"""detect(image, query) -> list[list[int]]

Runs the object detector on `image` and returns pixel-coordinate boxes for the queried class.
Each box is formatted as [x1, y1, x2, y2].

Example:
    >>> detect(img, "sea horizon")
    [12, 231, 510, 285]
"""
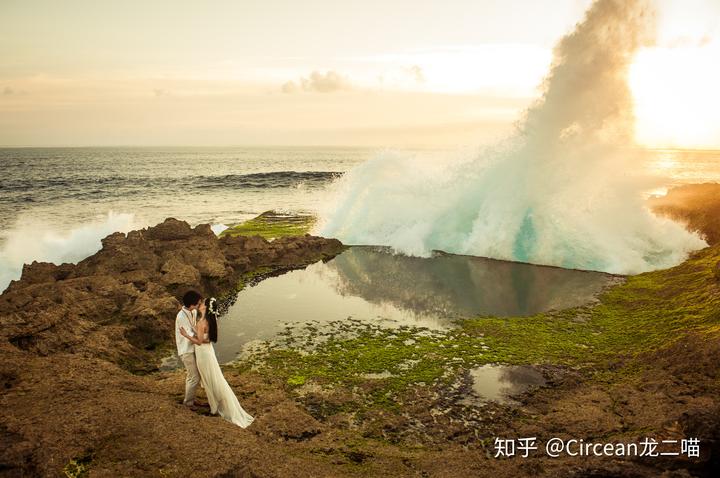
[4, 0, 720, 475]
[1, 144, 719, 289]
[2, 144, 720, 152]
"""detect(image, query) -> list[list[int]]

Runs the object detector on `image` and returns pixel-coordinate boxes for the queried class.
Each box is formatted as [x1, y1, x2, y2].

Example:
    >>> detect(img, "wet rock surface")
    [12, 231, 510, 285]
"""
[0, 216, 719, 477]
[649, 183, 720, 245]
[0, 219, 348, 476]
[0, 218, 343, 371]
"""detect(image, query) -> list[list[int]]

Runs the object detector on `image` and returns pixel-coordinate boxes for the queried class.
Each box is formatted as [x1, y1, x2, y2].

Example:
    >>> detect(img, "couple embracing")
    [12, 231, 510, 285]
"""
[175, 290, 255, 428]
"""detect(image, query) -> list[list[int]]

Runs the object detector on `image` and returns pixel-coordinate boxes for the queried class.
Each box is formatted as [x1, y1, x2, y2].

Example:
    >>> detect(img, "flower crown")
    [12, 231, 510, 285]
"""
[208, 297, 218, 315]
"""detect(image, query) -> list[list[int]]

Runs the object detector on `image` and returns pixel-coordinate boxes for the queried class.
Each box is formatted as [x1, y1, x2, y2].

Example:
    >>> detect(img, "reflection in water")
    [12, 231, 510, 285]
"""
[212, 247, 614, 363]
[327, 246, 614, 317]
[464, 364, 546, 404]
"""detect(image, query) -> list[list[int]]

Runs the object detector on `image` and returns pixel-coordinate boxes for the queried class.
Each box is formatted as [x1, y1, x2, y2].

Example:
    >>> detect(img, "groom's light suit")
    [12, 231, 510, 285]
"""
[175, 307, 200, 406]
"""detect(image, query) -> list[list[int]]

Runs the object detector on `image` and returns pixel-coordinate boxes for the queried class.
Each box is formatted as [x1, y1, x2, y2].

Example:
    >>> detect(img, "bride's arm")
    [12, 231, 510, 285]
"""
[181, 319, 210, 344]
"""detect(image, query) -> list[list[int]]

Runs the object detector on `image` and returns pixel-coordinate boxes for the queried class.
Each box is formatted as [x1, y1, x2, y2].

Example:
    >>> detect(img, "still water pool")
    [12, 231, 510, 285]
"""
[212, 246, 615, 363]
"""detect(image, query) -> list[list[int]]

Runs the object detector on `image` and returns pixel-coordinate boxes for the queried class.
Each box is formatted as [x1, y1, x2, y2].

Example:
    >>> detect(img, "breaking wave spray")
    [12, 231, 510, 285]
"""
[317, 0, 706, 274]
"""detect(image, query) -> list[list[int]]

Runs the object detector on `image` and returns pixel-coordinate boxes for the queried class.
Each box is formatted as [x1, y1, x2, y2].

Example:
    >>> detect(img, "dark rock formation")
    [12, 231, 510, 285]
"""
[649, 183, 720, 245]
[0, 218, 344, 371]
[0, 219, 350, 477]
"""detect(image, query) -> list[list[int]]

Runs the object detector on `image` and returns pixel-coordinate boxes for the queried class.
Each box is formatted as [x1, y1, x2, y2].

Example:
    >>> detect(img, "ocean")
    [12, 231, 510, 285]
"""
[0, 146, 374, 234]
[1, 146, 719, 288]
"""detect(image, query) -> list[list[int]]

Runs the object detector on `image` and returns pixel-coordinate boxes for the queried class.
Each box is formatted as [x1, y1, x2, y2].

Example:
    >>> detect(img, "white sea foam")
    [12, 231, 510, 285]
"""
[0, 212, 137, 291]
[317, 0, 707, 274]
[211, 223, 229, 235]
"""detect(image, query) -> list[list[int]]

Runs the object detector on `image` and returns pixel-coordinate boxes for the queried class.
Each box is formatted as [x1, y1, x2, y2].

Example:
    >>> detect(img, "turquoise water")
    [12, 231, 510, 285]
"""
[318, 147, 717, 274]
[1, 147, 718, 235]
[1, 147, 718, 289]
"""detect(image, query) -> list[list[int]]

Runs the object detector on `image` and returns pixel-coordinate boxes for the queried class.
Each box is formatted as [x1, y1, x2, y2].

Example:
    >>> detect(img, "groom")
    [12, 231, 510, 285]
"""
[175, 290, 205, 409]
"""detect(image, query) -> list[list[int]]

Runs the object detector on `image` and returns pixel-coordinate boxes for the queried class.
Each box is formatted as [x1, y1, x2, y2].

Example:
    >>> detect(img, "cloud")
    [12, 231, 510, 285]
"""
[281, 81, 300, 94]
[3, 86, 14, 95]
[282, 70, 351, 93]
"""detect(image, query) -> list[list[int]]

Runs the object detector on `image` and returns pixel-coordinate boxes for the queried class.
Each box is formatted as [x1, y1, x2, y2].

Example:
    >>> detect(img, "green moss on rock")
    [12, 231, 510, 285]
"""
[220, 211, 316, 240]
[238, 245, 720, 414]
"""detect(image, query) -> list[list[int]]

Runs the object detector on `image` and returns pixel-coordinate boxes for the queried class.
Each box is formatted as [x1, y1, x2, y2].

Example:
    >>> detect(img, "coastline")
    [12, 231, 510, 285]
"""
[0, 185, 719, 477]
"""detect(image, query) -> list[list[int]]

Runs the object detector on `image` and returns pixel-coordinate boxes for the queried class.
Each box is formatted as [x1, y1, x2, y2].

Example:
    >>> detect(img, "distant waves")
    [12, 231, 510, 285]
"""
[0, 170, 344, 205]
[197, 171, 343, 189]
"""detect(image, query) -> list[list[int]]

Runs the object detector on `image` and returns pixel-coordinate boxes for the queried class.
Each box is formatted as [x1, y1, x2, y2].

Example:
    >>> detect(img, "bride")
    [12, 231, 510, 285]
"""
[180, 297, 255, 428]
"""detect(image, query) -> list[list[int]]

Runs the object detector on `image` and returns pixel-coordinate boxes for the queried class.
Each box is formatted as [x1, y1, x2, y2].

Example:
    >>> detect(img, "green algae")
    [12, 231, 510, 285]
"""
[461, 244, 720, 365]
[238, 320, 488, 411]
[220, 211, 316, 240]
[233, 266, 276, 292]
[235, 245, 720, 413]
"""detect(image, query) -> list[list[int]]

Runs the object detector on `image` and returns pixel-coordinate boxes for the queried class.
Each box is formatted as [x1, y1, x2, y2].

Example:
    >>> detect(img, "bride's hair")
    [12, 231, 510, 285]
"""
[204, 297, 218, 343]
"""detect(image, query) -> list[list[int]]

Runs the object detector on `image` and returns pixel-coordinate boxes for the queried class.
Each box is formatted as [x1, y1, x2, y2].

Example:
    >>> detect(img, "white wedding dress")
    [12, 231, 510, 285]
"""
[194, 332, 255, 428]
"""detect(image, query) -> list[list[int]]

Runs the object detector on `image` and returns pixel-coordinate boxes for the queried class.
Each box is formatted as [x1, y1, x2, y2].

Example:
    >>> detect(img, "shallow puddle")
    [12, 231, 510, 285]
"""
[463, 364, 547, 405]
[210, 246, 613, 363]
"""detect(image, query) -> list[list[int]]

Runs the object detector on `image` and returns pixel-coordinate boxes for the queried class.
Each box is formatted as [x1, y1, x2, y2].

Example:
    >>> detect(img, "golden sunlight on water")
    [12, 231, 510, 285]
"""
[643, 149, 720, 199]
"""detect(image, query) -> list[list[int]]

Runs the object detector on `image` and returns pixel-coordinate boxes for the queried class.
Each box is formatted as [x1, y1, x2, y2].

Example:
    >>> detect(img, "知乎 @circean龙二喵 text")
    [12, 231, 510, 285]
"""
[492, 437, 701, 458]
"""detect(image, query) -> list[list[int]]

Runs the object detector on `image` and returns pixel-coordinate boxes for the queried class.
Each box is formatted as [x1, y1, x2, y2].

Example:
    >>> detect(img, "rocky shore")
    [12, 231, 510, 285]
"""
[649, 183, 720, 246]
[1, 186, 719, 477]
[0, 218, 345, 476]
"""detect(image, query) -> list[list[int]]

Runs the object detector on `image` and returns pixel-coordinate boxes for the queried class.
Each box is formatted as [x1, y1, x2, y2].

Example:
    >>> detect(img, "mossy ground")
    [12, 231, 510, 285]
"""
[237, 244, 720, 417]
[462, 244, 720, 366]
[220, 210, 316, 240]
[237, 320, 488, 411]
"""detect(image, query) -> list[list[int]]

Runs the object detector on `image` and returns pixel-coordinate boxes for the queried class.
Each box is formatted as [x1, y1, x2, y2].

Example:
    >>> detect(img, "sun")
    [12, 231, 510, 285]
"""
[629, 42, 720, 149]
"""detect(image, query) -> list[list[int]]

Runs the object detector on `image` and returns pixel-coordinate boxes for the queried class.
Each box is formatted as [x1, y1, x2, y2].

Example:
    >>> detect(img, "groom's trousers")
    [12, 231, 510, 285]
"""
[180, 352, 201, 406]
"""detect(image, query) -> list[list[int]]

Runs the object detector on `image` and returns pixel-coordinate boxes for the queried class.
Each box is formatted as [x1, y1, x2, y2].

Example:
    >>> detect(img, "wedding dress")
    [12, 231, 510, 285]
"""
[194, 332, 255, 428]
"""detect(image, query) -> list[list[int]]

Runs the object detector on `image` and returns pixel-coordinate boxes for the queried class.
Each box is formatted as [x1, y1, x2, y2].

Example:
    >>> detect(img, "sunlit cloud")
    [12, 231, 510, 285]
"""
[1, 0, 718, 148]
[282, 70, 352, 94]
[341, 44, 553, 96]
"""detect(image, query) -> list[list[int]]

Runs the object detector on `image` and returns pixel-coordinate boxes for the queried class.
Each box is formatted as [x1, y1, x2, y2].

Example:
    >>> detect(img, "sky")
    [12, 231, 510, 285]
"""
[1, 0, 719, 148]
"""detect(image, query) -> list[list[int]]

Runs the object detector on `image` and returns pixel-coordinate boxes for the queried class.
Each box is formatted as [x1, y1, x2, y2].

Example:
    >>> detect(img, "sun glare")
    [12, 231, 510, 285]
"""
[630, 42, 720, 149]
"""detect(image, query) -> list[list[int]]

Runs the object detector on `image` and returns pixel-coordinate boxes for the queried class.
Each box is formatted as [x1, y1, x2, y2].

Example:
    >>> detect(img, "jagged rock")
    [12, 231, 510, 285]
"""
[649, 183, 720, 245]
[5, 261, 74, 291]
[142, 217, 197, 241]
[159, 258, 202, 286]
[122, 283, 178, 323]
[0, 218, 345, 367]
[0, 217, 349, 476]
[0, 217, 348, 475]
